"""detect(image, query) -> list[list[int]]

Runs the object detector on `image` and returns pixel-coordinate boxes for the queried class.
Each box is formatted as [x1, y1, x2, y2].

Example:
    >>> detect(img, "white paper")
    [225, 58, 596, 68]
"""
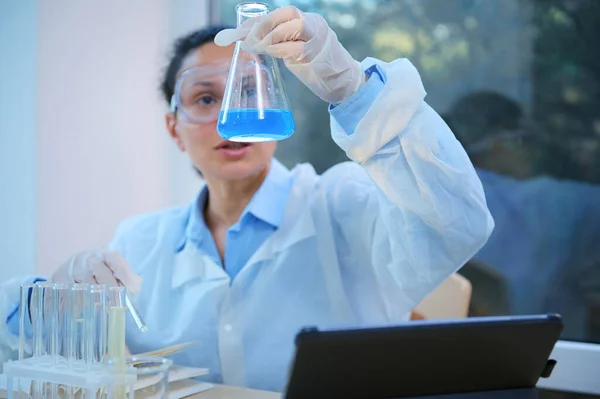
[134, 364, 209, 391]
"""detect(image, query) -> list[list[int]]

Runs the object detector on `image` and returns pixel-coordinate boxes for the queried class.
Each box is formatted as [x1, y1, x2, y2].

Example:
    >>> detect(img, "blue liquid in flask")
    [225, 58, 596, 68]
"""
[217, 109, 295, 142]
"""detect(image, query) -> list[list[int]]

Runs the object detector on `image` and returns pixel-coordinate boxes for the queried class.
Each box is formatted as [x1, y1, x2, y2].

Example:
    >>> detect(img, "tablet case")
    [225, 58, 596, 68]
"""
[284, 314, 563, 399]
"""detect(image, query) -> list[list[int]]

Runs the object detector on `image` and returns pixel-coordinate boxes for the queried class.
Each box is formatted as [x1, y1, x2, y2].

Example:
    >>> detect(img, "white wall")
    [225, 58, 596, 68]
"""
[36, 0, 171, 275]
[0, 1, 38, 280]
[0, 1, 210, 279]
[167, 0, 211, 207]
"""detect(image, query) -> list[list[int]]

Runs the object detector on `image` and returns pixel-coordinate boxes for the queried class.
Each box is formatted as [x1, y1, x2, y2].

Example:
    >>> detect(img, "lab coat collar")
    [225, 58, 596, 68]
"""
[241, 163, 318, 266]
[172, 163, 319, 287]
[171, 240, 230, 289]
[177, 158, 292, 251]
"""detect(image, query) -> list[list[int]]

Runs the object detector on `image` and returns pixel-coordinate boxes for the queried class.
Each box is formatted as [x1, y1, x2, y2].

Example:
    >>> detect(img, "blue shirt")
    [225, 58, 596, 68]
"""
[185, 159, 293, 280]
[186, 66, 386, 281]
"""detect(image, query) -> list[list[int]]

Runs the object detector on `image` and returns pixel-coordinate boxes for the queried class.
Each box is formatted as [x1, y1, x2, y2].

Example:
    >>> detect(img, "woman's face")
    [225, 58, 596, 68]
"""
[166, 43, 276, 182]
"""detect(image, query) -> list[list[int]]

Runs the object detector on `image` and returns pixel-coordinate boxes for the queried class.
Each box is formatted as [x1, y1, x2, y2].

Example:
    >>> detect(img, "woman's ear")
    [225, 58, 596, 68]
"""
[165, 113, 185, 152]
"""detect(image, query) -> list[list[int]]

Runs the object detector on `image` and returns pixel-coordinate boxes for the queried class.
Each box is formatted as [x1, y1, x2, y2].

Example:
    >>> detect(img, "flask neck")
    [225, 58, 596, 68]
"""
[236, 2, 269, 26]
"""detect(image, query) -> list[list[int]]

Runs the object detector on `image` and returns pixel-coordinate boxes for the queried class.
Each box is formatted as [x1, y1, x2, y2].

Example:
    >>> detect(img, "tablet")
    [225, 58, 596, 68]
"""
[283, 314, 563, 399]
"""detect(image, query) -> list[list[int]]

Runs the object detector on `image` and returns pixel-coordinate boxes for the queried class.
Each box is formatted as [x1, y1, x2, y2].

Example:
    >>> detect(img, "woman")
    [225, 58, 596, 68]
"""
[9, 6, 493, 392]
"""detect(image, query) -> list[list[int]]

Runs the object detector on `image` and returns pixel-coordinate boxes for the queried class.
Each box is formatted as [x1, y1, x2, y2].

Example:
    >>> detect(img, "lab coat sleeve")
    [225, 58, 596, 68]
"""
[327, 64, 385, 134]
[326, 57, 494, 318]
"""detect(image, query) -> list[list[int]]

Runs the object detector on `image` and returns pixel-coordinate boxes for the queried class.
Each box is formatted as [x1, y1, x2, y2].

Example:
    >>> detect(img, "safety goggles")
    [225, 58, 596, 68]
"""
[170, 58, 277, 125]
[170, 65, 230, 124]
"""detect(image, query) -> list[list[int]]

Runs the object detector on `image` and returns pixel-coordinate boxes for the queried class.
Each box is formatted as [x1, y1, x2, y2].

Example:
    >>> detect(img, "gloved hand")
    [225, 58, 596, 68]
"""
[51, 249, 142, 294]
[214, 6, 365, 104]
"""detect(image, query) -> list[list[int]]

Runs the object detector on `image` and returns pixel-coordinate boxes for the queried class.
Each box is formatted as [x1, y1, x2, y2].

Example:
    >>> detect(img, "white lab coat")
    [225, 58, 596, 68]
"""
[109, 57, 493, 392]
[1, 57, 493, 392]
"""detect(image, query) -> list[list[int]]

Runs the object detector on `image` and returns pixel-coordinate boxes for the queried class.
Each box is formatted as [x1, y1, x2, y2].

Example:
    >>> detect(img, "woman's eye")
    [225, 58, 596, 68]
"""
[196, 95, 215, 105]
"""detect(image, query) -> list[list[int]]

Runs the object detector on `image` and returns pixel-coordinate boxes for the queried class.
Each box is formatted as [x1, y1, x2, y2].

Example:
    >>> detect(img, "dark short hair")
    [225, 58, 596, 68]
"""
[160, 24, 234, 105]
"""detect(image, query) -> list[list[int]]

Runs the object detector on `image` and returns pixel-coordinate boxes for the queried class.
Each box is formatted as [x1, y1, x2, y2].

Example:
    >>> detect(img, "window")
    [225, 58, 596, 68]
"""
[215, 1, 600, 396]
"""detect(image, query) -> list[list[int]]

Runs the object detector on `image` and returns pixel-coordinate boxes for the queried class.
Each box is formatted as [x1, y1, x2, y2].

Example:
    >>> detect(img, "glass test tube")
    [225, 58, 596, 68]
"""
[31, 283, 45, 359]
[108, 287, 128, 399]
[53, 283, 72, 367]
[107, 286, 127, 365]
[30, 282, 53, 398]
[90, 284, 107, 364]
[38, 282, 56, 365]
[42, 283, 64, 399]
[70, 283, 92, 369]
[16, 284, 36, 399]
[105, 373, 134, 399]
[18, 284, 35, 360]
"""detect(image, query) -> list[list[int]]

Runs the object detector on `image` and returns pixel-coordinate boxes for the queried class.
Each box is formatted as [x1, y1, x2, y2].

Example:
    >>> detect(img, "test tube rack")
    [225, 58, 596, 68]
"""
[3, 357, 136, 397]
[1, 282, 135, 398]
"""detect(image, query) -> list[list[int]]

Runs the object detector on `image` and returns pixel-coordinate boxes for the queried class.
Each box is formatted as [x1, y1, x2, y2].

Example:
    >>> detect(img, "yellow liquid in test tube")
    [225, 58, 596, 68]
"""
[108, 306, 127, 398]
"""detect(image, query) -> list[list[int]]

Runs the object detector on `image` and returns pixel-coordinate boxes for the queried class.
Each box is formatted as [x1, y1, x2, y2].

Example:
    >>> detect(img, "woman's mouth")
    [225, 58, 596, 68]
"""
[215, 141, 252, 157]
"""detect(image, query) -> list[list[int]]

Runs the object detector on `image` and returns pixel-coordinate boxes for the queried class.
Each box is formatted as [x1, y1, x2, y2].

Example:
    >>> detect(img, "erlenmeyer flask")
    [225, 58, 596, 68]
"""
[217, 2, 296, 142]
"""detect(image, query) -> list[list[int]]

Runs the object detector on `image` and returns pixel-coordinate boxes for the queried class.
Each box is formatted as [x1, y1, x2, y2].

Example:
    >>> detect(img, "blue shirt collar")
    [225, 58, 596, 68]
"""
[179, 158, 293, 250]
[241, 157, 292, 229]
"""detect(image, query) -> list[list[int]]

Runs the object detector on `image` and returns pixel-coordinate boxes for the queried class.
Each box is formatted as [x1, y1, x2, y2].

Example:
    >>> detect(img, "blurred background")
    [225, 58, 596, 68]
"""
[1, 0, 599, 397]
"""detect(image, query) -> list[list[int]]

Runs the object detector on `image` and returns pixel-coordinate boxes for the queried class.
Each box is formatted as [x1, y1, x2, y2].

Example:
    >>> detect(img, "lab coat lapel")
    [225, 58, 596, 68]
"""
[171, 241, 229, 289]
[244, 173, 318, 267]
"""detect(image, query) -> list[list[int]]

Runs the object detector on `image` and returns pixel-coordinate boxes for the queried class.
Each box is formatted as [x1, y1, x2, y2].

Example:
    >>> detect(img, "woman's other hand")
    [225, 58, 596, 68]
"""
[51, 249, 142, 294]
